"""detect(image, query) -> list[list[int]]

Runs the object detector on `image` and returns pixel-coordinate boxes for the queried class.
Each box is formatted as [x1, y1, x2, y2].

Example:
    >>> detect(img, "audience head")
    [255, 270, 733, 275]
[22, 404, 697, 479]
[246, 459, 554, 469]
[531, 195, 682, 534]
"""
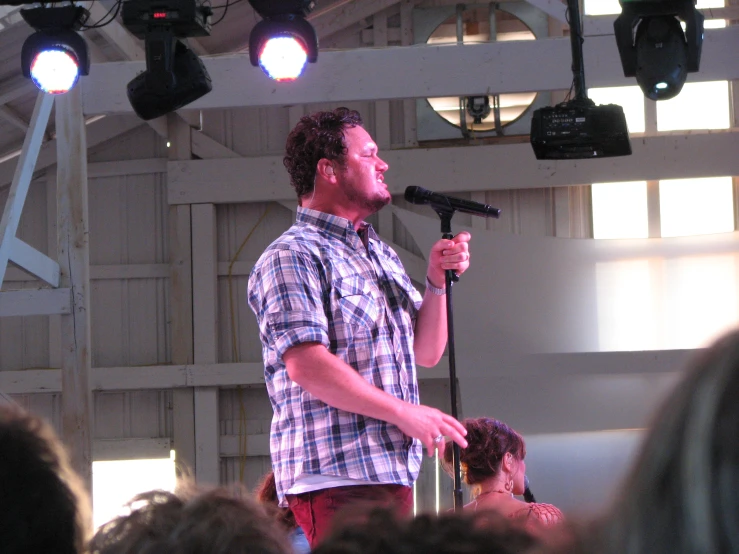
[444, 417, 527, 494]
[592, 328, 739, 554]
[88, 483, 292, 554]
[283, 107, 363, 199]
[312, 506, 540, 554]
[255, 469, 298, 531]
[0, 403, 91, 554]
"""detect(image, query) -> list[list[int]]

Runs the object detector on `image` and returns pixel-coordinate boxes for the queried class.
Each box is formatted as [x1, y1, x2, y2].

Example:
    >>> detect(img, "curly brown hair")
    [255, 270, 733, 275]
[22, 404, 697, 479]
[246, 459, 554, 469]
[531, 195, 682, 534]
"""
[443, 417, 526, 486]
[283, 107, 363, 199]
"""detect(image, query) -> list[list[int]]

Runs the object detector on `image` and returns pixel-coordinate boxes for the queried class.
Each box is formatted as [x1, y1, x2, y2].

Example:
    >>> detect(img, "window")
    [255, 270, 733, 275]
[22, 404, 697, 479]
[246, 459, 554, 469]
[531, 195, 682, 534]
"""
[588, 86, 645, 134]
[92, 452, 177, 529]
[656, 81, 730, 132]
[660, 177, 734, 238]
[585, 0, 725, 16]
[592, 181, 648, 239]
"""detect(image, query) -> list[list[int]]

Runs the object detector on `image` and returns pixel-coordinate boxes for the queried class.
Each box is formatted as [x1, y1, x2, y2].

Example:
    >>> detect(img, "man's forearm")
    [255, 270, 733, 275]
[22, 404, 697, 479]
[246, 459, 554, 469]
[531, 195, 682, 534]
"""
[413, 286, 448, 367]
[284, 343, 406, 425]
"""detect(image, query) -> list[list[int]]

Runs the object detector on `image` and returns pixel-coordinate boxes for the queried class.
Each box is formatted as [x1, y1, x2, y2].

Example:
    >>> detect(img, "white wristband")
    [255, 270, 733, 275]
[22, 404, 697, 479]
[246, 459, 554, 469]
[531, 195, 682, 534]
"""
[425, 277, 446, 296]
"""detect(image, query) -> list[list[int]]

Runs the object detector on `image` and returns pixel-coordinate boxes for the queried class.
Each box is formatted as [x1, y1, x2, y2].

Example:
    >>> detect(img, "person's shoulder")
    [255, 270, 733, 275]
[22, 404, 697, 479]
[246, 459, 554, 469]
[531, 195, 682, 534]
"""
[527, 503, 565, 525]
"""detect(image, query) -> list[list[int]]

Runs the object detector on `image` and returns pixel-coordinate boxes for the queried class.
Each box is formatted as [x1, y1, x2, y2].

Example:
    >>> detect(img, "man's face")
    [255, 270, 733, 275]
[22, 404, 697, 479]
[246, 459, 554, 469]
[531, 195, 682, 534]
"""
[335, 125, 391, 215]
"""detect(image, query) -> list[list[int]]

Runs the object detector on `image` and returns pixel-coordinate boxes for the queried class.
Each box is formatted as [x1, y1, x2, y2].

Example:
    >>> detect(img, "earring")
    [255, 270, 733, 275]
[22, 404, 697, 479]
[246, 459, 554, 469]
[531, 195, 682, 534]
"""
[504, 478, 513, 492]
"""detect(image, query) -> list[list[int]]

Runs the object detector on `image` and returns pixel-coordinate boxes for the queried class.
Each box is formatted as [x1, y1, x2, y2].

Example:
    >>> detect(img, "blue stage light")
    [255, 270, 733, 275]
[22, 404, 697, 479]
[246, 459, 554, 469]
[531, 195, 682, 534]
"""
[20, 7, 90, 95]
[248, 1, 317, 81]
[258, 35, 308, 81]
[28, 48, 81, 94]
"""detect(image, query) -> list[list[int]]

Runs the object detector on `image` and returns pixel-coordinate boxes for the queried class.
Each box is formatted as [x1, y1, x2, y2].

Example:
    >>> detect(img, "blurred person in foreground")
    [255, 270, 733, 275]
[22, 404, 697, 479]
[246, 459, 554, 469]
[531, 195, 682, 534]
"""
[443, 417, 564, 531]
[256, 470, 311, 554]
[311, 505, 542, 554]
[0, 403, 91, 554]
[555, 327, 739, 554]
[88, 483, 291, 554]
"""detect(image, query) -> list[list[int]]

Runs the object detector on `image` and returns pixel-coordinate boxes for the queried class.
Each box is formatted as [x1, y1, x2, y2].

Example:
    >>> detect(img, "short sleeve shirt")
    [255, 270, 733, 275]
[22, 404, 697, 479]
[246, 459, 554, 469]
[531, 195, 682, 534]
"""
[247, 207, 424, 506]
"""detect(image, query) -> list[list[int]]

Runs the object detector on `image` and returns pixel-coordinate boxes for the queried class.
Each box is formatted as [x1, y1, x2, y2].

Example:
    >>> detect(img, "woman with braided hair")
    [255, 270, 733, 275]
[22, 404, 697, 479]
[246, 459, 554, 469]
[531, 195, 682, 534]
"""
[443, 417, 564, 530]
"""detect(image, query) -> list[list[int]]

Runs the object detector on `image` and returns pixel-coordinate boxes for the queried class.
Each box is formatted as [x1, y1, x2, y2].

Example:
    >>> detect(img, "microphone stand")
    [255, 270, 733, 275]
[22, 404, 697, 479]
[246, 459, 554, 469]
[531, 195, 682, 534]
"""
[432, 205, 463, 512]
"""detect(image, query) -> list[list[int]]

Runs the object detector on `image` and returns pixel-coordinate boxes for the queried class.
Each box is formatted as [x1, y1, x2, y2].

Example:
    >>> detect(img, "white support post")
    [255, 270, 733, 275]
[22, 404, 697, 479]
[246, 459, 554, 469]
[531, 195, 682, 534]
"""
[47, 169, 61, 368]
[0, 92, 54, 288]
[373, 8, 393, 237]
[400, 0, 418, 148]
[192, 203, 220, 484]
[647, 180, 661, 238]
[56, 86, 93, 498]
[167, 113, 197, 480]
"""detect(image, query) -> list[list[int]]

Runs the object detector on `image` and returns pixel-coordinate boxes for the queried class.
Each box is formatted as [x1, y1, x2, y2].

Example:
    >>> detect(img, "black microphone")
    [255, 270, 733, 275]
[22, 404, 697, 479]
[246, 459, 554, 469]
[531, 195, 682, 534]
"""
[523, 476, 536, 503]
[404, 186, 501, 218]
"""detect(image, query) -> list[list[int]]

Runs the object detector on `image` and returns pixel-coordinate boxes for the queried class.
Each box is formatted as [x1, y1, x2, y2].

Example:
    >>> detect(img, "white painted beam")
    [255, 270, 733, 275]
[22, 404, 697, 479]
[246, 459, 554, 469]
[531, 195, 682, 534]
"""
[525, 0, 567, 23]
[93, 438, 172, 461]
[81, 26, 739, 114]
[10, 237, 60, 287]
[0, 115, 144, 189]
[0, 363, 265, 394]
[5, 263, 170, 282]
[0, 287, 71, 316]
[0, 78, 33, 106]
[0, 93, 54, 288]
[0, 105, 28, 133]
[168, 129, 739, 203]
[57, 85, 94, 494]
[308, 0, 402, 39]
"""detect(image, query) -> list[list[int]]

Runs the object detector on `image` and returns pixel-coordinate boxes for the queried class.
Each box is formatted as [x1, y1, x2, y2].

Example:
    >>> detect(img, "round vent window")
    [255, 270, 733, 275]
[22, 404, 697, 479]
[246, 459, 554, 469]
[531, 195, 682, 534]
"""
[426, 6, 538, 132]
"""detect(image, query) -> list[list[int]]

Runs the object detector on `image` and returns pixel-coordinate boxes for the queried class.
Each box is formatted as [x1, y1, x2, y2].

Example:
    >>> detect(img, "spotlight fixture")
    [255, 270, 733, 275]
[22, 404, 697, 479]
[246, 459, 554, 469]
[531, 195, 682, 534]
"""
[20, 5, 90, 94]
[122, 0, 213, 120]
[530, 0, 631, 159]
[465, 96, 491, 125]
[614, 0, 704, 101]
[248, 0, 318, 81]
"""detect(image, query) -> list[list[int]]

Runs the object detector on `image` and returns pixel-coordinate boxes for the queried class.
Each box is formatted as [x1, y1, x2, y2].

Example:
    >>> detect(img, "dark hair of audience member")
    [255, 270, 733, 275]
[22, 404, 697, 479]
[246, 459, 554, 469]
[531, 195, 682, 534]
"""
[443, 417, 526, 489]
[0, 403, 91, 554]
[311, 506, 540, 554]
[255, 470, 299, 532]
[575, 328, 739, 554]
[283, 107, 363, 198]
[88, 482, 292, 554]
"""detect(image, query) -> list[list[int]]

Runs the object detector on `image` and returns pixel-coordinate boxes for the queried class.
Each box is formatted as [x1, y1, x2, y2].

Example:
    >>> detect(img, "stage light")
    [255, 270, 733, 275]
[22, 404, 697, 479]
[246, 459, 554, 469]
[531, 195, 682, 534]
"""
[122, 0, 213, 120]
[465, 96, 491, 125]
[614, 0, 704, 101]
[248, 0, 318, 81]
[20, 6, 90, 94]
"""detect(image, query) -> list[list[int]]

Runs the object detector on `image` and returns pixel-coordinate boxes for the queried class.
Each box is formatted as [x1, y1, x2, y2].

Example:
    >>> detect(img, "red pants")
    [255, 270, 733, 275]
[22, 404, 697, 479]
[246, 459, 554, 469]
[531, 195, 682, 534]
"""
[287, 484, 413, 548]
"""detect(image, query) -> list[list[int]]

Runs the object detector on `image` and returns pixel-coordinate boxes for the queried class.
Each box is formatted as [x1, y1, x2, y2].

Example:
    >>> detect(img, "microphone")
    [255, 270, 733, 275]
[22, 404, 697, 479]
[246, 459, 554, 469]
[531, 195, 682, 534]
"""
[523, 476, 536, 503]
[404, 186, 501, 219]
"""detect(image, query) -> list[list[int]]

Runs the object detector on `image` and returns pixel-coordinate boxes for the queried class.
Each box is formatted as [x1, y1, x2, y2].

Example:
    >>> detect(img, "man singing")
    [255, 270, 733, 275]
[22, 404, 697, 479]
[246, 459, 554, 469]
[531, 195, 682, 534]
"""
[248, 107, 472, 547]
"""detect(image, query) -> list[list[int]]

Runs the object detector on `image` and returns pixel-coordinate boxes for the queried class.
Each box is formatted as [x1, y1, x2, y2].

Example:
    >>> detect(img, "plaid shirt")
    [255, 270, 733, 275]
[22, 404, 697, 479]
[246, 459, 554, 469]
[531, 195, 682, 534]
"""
[248, 207, 424, 506]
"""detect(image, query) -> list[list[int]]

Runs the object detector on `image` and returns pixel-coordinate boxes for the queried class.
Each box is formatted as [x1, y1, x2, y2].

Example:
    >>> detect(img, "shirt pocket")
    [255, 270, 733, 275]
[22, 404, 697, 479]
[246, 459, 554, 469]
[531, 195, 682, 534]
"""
[334, 275, 379, 332]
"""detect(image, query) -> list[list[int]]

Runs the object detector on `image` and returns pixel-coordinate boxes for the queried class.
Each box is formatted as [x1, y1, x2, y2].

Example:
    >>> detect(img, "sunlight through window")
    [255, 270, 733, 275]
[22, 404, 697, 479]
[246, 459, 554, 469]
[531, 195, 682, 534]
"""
[584, 0, 620, 15]
[660, 177, 734, 237]
[592, 182, 648, 239]
[588, 86, 645, 133]
[662, 254, 738, 348]
[656, 81, 730, 131]
[92, 452, 177, 530]
[596, 259, 656, 350]
[584, 1, 725, 20]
